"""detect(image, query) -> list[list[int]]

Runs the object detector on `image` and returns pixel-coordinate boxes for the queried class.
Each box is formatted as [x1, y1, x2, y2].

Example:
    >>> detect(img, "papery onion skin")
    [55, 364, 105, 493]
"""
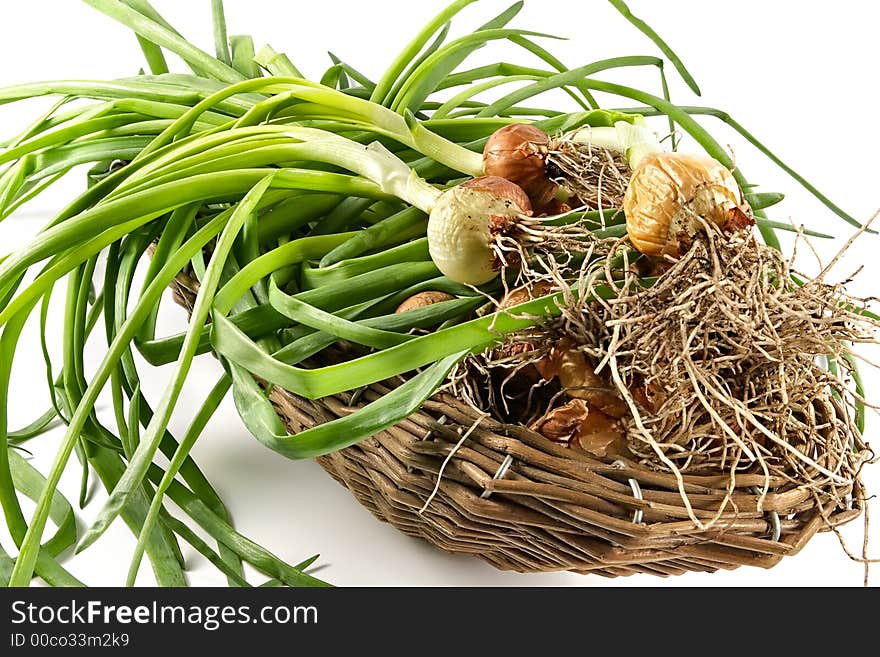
[532, 338, 627, 418]
[395, 291, 455, 313]
[574, 409, 624, 457]
[483, 124, 558, 208]
[499, 280, 554, 310]
[427, 176, 532, 286]
[624, 152, 749, 256]
[528, 397, 624, 457]
[530, 398, 589, 443]
[459, 175, 533, 211]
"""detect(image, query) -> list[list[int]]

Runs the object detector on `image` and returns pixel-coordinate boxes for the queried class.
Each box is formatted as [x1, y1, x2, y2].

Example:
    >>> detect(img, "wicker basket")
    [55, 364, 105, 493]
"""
[168, 270, 863, 577]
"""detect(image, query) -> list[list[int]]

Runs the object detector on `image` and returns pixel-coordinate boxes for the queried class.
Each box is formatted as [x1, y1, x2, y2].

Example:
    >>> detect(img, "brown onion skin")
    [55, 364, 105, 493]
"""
[483, 124, 558, 208]
[530, 398, 588, 443]
[574, 409, 624, 457]
[498, 280, 554, 310]
[395, 291, 455, 314]
[537, 198, 572, 217]
[624, 152, 749, 256]
[459, 175, 533, 216]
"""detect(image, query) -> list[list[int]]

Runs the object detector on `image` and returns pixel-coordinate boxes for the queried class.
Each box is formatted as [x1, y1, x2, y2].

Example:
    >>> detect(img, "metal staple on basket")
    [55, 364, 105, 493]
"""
[481, 454, 514, 500]
[751, 486, 782, 542]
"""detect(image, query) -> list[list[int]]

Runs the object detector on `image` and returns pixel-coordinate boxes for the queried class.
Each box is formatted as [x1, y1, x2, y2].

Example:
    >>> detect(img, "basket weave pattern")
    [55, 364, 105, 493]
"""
[169, 272, 861, 577]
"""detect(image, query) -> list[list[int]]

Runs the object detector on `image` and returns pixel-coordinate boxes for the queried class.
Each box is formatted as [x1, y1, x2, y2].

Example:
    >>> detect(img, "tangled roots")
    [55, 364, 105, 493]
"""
[456, 221, 878, 529]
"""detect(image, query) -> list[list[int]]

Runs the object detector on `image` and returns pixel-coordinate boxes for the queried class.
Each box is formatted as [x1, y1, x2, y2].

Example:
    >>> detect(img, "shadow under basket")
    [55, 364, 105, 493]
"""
[168, 271, 863, 578]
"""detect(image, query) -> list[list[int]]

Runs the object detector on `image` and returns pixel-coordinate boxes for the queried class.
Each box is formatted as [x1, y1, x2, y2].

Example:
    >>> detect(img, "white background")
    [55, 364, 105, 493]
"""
[1, 0, 879, 586]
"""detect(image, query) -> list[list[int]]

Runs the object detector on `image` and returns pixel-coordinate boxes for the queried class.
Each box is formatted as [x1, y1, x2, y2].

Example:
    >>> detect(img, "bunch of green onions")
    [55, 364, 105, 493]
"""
[0, 0, 863, 587]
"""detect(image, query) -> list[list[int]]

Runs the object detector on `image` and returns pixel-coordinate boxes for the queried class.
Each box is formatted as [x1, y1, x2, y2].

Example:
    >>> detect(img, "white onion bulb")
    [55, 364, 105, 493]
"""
[427, 176, 532, 285]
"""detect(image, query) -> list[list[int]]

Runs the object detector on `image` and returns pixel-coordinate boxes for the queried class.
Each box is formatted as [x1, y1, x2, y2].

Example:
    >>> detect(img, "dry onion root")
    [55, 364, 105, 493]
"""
[453, 216, 878, 528]
[593, 223, 875, 493]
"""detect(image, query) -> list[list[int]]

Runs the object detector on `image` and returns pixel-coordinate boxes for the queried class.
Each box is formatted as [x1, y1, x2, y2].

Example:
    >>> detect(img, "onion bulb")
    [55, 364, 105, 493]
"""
[623, 152, 752, 256]
[498, 280, 554, 310]
[483, 124, 557, 209]
[395, 291, 454, 313]
[427, 176, 532, 285]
